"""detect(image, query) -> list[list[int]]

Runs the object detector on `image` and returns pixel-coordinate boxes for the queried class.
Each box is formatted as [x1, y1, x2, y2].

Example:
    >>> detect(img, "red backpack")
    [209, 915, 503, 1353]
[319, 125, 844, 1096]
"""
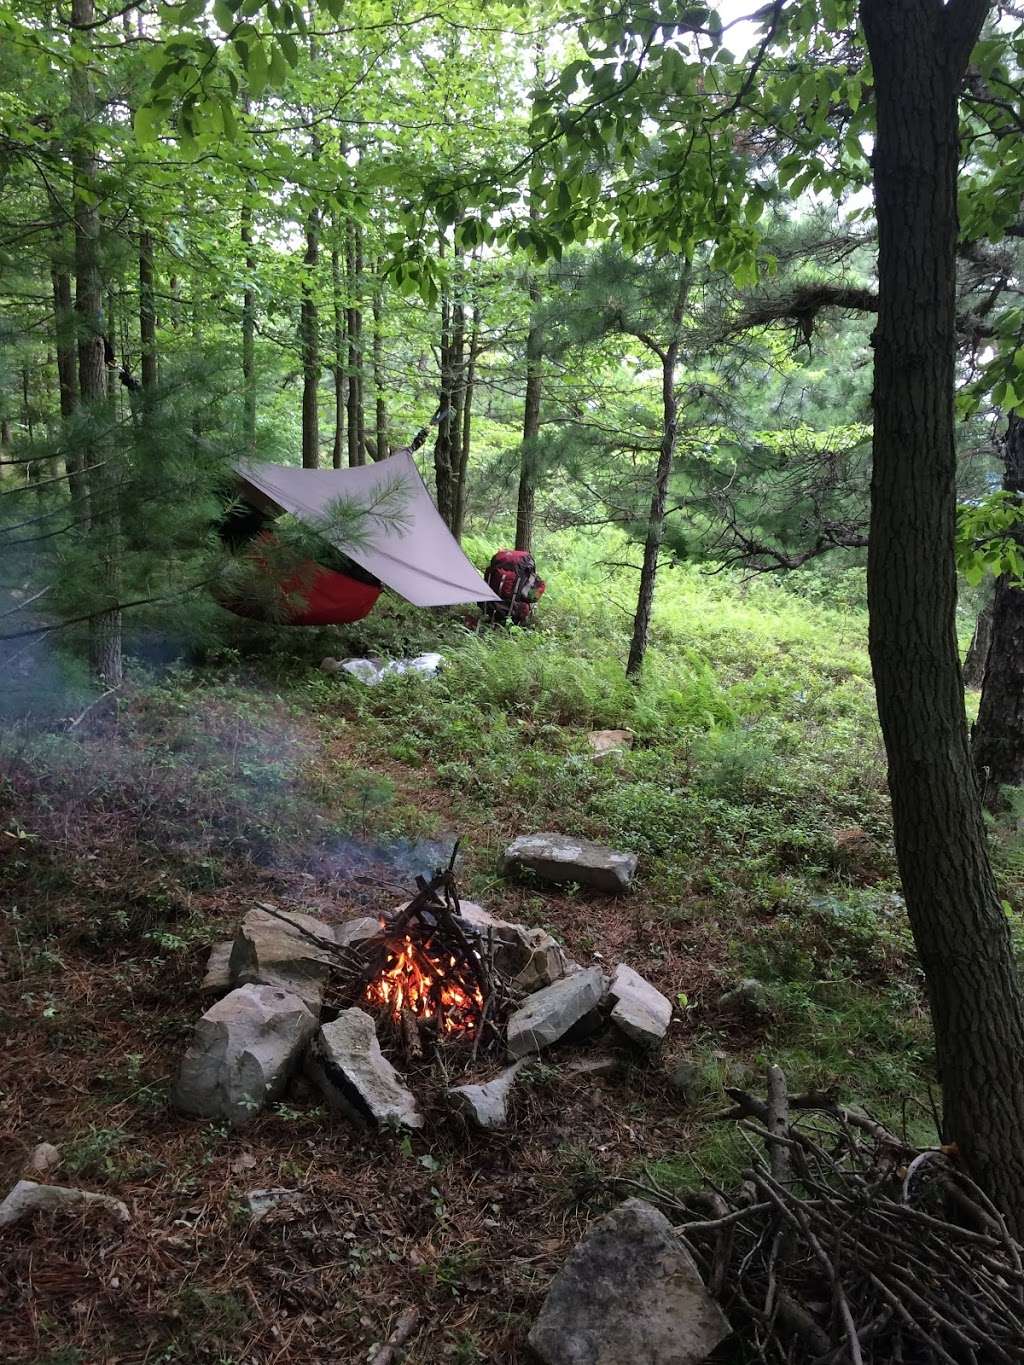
[483, 549, 546, 624]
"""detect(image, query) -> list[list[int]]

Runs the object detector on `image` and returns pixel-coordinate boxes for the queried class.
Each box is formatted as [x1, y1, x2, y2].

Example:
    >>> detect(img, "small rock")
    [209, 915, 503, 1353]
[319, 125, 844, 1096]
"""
[320, 656, 342, 674]
[25, 1142, 61, 1177]
[245, 1188, 305, 1222]
[0, 1180, 130, 1229]
[306, 1007, 423, 1129]
[507, 967, 607, 1058]
[200, 941, 233, 996]
[528, 1197, 731, 1365]
[173, 984, 316, 1127]
[399, 899, 574, 989]
[586, 728, 635, 761]
[718, 978, 771, 1018]
[668, 1061, 702, 1104]
[230, 906, 334, 1013]
[448, 1062, 524, 1130]
[504, 833, 638, 893]
[565, 1054, 620, 1079]
[608, 963, 672, 1048]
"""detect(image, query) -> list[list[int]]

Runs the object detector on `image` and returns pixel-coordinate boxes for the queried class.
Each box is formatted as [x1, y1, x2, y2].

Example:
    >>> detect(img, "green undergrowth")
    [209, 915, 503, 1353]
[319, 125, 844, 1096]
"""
[6, 530, 1013, 1191]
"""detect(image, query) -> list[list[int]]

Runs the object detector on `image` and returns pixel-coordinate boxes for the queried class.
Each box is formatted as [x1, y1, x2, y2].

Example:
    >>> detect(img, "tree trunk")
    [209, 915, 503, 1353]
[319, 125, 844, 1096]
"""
[241, 199, 256, 449]
[972, 413, 1024, 806]
[516, 273, 543, 552]
[454, 305, 481, 541]
[331, 239, 346, 468]
[71, 0, 121, 685]
[300, 208, 320, 468]
[626, 341, 678, 678]
[962, 592, 994, 689]
[346, 222, 364, 466]
[433, 236, 466, 531]
[52, 261, 90, 516]
[372, 283, 387, 460]
[862, 0, 1024, 1231]
[139, 228, 157, 392]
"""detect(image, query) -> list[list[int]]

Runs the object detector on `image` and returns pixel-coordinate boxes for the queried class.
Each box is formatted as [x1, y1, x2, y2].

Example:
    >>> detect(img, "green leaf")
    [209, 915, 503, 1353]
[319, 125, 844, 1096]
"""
[213, 0, 234, 31]
[277, 31, 299, 67]
[134, 103, 162, 144]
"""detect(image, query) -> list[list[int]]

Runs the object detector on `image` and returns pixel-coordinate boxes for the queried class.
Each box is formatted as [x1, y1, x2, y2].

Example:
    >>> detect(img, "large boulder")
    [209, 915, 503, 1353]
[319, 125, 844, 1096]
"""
[504, 833, 638, 894]
[447, 1062, 524, 1131]
[0, 1180, 130, 1229]
[528, 1198, 731, 1365]
[507, 967, 607, 1058]
[229, 907, 334, 1012]
[305, 1007, 423, 1129]
[608, 964, 672, 1048]
[173, 984, 316, 1127]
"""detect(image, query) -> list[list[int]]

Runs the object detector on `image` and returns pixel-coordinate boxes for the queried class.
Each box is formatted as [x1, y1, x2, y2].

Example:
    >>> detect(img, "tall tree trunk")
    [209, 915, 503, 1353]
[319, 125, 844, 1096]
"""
[346, 222, 364, 465]
[516, 272, 543, 552]
[71, 0, 121, 684]
[331, 238, 346, 468]
[862, 0, 1024, 1230]
[433, 235, 466, 530]
[962, 591, 994, 689]
[139, 228, 157, 392]
[454, 305, 481, 541]
[52, 260, 90, 517]
[972, 413, 1024, 806]
[241, 199, 256, 450]
[372, 282, 387, 459]
[300, 208, 320, 468]
[626, 341, 678, 678]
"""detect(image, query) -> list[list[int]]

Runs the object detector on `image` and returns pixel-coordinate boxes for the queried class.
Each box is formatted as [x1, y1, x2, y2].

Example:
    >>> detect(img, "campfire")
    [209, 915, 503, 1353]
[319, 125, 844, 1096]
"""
[355, 853, 504, 1059]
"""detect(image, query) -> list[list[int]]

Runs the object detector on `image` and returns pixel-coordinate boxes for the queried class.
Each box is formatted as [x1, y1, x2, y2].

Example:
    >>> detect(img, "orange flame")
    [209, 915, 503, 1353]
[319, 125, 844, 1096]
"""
[364, 934, 484, 1036]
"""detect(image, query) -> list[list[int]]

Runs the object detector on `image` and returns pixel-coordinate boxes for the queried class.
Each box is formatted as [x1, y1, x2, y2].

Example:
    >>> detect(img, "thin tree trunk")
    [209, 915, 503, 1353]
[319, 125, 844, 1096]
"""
[372, 282, 387, 459]
[71, 0, 121, 684]
[52, 261, 90, 517]
[139, 228, 157, 392]
[963, 592, 994, 689]
[300, 207, 320, 468]
[862, 0, 1024, 1231]
[972, 413, 1024, 806]
[454, 305, 481, 541]
[346, 222, 364, 465]
[331, 239, 346, 468]
[516, 265, 543, 552]
[626, 264, 690, 678]
[241, 199, 256, 449]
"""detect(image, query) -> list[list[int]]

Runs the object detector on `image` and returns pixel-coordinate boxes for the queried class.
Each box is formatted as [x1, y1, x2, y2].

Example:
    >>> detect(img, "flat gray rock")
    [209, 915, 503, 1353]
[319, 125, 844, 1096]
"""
[507, 967, 607, 1058]
[608, 964, 672, 1048]
[587, 729, 635, 761]
[334, 916, 384, 952]
[528, 1198, 731, 1365]
[0, 1180, 130, 1229]
[504, 833, 638, 893]
[230, 907, 334, 1012]
[448, 1062, 524, 1130]
[245, 1187, 306, 1222]
[394, 899, 573, 991]
[201, 941, 234, 996]
[172, 983, 316, 1127]
[306, 1007, 423, 1129]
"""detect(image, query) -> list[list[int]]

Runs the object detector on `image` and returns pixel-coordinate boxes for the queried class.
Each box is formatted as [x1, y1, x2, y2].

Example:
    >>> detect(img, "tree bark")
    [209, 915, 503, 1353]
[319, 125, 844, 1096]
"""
[372, 282, 388, 460]
[346, 222, 364, 465]
[300, 207, 320, 468]
[331, 238, 346, 468]
[516, 272, 543, 552]
[52, 259, 90, 516]
[453, 305, 481, 542]
[862, 0, 1024, 1231]
[139, 228, 157, 392]
[962, 592, 994, 689]
[972, 413, 1024, 806]
[626, 264, 689, 678]
[71, 0, 121, 684]
[241, 198, 256, 450]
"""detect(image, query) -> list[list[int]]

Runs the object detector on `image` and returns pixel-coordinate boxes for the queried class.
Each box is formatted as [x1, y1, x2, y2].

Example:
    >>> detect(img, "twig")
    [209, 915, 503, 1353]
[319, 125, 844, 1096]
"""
[368, 1307, 420, 1365]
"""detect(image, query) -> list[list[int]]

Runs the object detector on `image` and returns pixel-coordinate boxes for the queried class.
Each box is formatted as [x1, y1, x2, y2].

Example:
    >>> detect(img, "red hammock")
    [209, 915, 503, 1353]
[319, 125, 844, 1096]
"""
[219, 534, 382, 626]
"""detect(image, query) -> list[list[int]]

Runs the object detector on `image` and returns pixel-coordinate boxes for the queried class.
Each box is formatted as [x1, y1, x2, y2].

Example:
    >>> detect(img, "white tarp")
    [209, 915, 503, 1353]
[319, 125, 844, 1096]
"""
[233, 452, 499, 608]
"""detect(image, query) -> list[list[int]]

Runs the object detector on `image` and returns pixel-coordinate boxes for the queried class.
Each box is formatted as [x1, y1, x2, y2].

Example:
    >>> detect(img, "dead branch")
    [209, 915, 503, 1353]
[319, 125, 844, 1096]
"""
[368, 1307, 420, 1365]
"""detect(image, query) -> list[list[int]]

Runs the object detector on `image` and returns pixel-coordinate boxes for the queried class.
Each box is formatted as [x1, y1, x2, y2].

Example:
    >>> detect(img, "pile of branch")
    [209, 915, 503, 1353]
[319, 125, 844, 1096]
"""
[622, 1068, 1024, 1363]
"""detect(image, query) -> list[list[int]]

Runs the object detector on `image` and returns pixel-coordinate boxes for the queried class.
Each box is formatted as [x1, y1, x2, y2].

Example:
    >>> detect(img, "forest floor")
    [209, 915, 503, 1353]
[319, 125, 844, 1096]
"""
[1, 544, 1017, 1364]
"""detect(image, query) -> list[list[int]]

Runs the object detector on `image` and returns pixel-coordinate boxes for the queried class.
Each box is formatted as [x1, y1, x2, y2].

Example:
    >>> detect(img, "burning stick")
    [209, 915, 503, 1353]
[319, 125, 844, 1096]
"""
[400, 1008, 423, 1061]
